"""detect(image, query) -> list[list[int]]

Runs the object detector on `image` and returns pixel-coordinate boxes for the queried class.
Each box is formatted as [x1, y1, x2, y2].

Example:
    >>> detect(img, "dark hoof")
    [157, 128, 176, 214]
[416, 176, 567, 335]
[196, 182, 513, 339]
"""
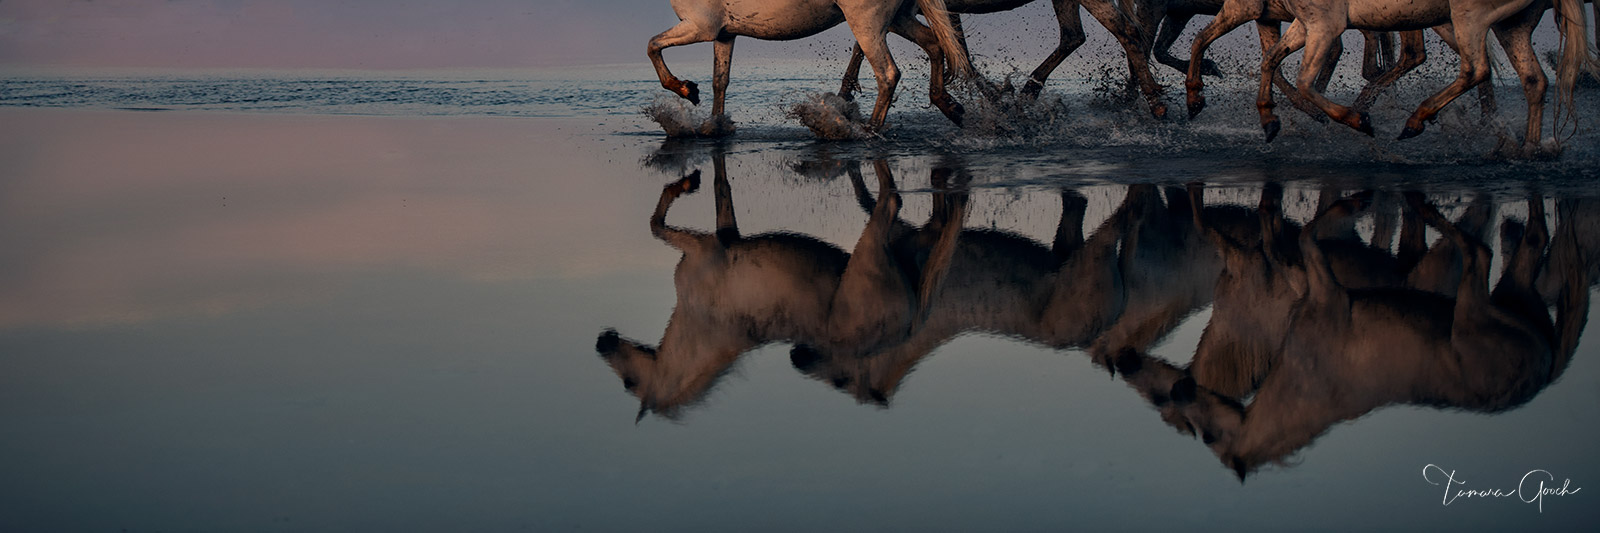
[596, 329, 621, 354]
[1398, 123, 1425, 140]
[1354, 112, 1374, 137]
[1263, 120, 1281, 143]
[944, 102, 966, 128]
[682, 81, 700, 106]
[1187, 99, 1205, 120]
[1151, 102, 1169, 121]
[1113, 348, 1142, 376]
[789, 345, 821, 371]
[675, 169, 701, 194]
[1200, 60, 1225, 79]
[1170, 377, 1198, 404]
[1020, 81, 1044, 100]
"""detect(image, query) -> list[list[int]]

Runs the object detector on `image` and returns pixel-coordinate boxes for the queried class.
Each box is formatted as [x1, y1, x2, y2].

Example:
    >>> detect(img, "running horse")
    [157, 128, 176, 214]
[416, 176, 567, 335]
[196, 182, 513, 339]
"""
[648, 0, 975, 133]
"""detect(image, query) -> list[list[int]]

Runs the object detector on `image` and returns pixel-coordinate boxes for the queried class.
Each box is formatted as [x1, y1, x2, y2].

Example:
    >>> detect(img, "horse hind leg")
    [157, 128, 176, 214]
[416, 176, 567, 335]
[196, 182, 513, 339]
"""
[892, 17, 964, 126]
[1491, 7, 1548, 155]
[1353, 30, 1428, 112]
[1295, 21, 1375, 136]
[1258, 21, 1307, 142]
[1401, 22, 1495, 140]
[1022, 0, 1089, 98]
[648, 21, 716, 104]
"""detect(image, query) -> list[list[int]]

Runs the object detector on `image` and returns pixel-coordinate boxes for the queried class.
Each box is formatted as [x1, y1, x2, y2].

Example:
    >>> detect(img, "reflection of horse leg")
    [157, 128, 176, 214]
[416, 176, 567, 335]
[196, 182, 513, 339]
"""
[648, 21, 715, 104]
[831, 161, 913, 352]
[1022, 0, 1088, 98]
[650, 170, 710, 253]
[712, 153, 739, 244]
[1054, 189, 1088, 258]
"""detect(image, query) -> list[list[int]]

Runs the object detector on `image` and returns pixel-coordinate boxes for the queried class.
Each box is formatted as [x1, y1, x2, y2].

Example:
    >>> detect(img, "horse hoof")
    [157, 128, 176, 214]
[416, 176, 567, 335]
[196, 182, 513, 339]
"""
[1150, 103, 1168, 121]
[1170, 377, 1198, 404]
[1187, 99, 1205, 120]
[1201, 60, 1225, 79]
[682, 81, 700, 106]
[947, 103, 966, 128]
[1355, 112, 1374, 137]
[676, 170, 701, 194]
[1020, 82, 1043, 100]
[1263, 120, 1281, 143]
[1398, 124, 1425, 140]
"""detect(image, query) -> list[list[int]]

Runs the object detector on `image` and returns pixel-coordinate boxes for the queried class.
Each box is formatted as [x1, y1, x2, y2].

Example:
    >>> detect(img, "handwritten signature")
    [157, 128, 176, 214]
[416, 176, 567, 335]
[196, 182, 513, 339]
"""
[1422, 464, 1582, 512]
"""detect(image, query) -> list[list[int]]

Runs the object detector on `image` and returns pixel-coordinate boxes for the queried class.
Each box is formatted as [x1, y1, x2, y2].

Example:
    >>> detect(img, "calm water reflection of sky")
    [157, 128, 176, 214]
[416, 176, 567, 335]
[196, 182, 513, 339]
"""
[0, 107, 1595, 531]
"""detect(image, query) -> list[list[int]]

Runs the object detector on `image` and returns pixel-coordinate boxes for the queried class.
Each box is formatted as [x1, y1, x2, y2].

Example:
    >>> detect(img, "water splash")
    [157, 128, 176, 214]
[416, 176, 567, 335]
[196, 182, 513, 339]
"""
[642, 94, 735, 138]
[785, 92, 871, 140]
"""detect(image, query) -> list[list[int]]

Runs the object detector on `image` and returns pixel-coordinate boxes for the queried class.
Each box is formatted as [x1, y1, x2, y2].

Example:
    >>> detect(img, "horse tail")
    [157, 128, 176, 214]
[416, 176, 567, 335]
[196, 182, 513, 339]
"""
[1553, 0, 1598, 139]
[916, 0, 975, 78]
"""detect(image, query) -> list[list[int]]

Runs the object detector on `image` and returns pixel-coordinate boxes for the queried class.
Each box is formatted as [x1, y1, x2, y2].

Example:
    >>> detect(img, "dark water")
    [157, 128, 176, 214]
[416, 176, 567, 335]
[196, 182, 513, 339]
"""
[0, 63, 1597, 530]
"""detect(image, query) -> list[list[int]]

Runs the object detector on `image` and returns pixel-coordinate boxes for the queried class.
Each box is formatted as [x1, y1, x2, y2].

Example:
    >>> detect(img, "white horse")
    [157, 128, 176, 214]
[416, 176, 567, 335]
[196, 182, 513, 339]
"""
[1252, 0, 1595, 151]
[648, 0, 974, 133]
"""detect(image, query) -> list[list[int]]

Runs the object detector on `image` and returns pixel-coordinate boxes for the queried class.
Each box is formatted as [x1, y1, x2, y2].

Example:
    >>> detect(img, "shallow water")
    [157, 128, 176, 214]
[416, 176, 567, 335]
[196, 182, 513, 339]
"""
[0, 62, 1597, 530]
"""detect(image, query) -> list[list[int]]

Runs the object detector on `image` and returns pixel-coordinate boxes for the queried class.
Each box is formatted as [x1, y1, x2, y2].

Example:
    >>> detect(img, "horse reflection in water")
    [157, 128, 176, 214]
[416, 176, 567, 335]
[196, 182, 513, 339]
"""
[595, 150, 965, 420]
[1115, 188, 1591, 480]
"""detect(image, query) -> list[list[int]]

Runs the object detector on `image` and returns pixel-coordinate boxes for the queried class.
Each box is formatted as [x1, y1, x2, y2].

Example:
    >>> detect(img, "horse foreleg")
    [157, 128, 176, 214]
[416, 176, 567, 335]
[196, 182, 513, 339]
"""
[709, 36, 736, 134]
[848, 23, 901, 131]
[1401, 23, 1493, 140]
[1187, 0, 1265, 118]
[1295, 21, 1374, 136]
[1155, 12, 1223, 78]
[1353, 30, 1427, 112]
[840, 45, 866, 101]
[1259, 22, 1328, 121]
[1081, 0, 1169, 119]
[1022, 0, 1089, 98]
[1432, 23, 1497, 116]
[648, 21, 715, 105]
[830, 161, 914, 353]
[1257, 22, 1306, 142]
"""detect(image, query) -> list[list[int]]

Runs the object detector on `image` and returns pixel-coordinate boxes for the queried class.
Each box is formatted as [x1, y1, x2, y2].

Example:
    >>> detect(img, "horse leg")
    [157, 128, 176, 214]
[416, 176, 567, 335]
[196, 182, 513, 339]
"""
[1353, 30, 1427, 112]
[1491, 7, 1547, 154]
[1401, 21, 1494, 140]
[1259, 22, 1329, 121]
[1081, 0, 1170, 119]
[711, 151, 739, 244]
[840, 45, 866, 101]
[1258, 21, 1307, 142]
[1021, 0, 1089, 98]
[1432, 23, 1497, 117]
[831, 160, 914, 353]
[1295, 19, 1374, 136]
[1155, 12, 1224, 78]
[891, 17, 965, 125]
[847, 23, 901, 131]
[1361, 31, 1396, 81]
[1312, 35, 1342, 93]
[708, 35, 736, 135]
[648, 21, 716, 105]
[1187, 0, 1266, 118]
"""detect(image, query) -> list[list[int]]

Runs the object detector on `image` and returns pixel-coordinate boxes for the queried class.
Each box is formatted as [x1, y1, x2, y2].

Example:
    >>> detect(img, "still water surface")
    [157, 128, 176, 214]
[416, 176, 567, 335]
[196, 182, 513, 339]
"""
[0, 65, 1597, 530]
